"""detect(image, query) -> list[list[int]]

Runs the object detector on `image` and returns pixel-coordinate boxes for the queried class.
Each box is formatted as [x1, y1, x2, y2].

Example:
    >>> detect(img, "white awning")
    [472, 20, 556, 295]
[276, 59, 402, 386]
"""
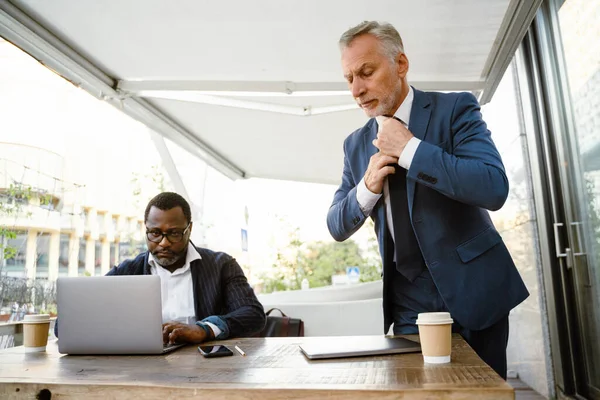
[0, 0, 541, 184]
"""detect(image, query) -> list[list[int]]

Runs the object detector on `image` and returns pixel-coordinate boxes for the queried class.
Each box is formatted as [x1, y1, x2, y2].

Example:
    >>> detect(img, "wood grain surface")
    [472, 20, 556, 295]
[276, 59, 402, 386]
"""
[0, 334, 514, 399]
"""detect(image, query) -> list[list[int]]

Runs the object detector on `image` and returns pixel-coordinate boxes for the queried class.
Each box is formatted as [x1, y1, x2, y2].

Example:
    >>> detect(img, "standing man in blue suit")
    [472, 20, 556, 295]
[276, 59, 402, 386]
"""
[327, 21, 529, 379]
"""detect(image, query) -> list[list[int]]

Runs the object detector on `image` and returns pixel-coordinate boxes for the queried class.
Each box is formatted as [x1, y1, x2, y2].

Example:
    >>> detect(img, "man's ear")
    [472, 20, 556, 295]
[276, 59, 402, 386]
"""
[396, 52, 409, 79]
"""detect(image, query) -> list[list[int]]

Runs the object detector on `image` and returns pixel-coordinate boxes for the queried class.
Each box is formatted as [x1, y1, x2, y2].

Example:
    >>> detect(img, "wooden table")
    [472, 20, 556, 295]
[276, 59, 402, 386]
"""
[0, 334, 514, 399]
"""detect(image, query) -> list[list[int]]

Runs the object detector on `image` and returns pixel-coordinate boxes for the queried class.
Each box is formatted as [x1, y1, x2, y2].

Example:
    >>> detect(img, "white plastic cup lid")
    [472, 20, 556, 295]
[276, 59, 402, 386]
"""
[415, 312, 453, 325]
[22, 314, 50, 324]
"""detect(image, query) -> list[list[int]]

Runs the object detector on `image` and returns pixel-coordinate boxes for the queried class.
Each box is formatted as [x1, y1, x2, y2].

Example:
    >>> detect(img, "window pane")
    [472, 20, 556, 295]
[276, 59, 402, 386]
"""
[35, 233, 50, 278]
[95, 241, 101, 276]
[4, 231, 27, 277]
[482, 64, 548, 397]
[58, 233, 69, 276]
[78, 238, 85, 276]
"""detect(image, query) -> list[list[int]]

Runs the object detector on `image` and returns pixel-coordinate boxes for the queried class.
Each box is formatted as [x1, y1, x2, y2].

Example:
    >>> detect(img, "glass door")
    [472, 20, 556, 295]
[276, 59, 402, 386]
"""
[521, 0, 600, 397]
[533, 0, 600, 397]
[554, 0, 600, 397]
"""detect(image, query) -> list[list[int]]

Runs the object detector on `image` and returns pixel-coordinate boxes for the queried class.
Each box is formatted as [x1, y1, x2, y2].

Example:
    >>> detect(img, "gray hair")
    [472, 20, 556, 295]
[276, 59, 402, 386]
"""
[339, 21, 405, 63]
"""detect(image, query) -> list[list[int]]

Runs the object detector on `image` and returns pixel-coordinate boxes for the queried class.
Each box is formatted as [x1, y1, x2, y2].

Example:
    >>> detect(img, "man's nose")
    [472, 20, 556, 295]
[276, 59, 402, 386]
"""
[350, 78, 365, 99]
[158, 235, 171, 247]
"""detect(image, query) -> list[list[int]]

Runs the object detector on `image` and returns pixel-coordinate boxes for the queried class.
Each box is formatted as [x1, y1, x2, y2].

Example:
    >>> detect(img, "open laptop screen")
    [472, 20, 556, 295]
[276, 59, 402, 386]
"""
[57, 275, 165, 354]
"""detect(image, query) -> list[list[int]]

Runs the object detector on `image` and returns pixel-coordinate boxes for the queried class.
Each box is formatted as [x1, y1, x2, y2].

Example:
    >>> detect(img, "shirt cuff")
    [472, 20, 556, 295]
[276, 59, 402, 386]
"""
[199, 316, 229, 340]
[398, 137, 421, 170]
[356, 177, 382, 216]
[204, 322, 222, 338]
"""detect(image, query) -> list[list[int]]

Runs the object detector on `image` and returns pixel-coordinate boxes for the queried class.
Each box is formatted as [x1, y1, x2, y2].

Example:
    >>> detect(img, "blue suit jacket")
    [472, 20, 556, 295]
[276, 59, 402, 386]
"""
[327, 88, 529, 332]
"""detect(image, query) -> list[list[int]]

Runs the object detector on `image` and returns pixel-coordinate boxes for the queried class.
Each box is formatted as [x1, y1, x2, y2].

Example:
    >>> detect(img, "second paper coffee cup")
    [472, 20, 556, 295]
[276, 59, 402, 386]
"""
[22, 314, 51, 353]
[416, 312, 453, 364]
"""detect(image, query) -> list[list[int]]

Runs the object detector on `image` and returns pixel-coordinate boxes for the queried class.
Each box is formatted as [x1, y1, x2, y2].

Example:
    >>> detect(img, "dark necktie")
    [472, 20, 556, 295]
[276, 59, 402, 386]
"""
[386, 119, 425, 282]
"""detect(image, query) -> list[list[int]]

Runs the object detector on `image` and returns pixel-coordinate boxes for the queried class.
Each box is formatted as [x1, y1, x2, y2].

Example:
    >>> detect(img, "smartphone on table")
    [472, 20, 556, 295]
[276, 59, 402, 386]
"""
[198, 345, 234, 358]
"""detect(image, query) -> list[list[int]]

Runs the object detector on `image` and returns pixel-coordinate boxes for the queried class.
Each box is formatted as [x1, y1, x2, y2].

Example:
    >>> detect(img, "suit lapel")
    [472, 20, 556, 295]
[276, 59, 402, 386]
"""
[408, 88, 431, 141]
[407, 88, 431, 216]
[143, 252, 151, 275]
[189, 256, 209, 318]
[363, 119, 386, 213]
[363, 118, 379, 164]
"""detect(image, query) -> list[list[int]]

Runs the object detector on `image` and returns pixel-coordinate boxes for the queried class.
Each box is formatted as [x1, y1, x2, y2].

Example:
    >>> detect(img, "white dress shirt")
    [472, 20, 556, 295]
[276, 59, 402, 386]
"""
[149, 244, 221, 336]
[356, 86, 421, 252]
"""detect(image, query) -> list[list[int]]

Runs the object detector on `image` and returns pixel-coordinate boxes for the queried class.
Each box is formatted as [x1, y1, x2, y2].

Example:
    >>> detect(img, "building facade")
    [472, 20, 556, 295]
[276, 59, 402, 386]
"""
[0, 142, 145, 280]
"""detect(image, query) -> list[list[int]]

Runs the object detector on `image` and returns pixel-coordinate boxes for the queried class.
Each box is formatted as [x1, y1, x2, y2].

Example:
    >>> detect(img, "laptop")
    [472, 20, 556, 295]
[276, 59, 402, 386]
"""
[57, 275, 184, 355]
[299, 336, 421, 360]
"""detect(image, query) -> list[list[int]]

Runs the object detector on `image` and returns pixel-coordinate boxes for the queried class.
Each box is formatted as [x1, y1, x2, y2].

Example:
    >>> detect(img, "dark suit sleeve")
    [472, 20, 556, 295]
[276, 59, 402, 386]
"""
[213, 258, 266, 338]
[409, 92, 509, 211]
[327, 135, 370, 242]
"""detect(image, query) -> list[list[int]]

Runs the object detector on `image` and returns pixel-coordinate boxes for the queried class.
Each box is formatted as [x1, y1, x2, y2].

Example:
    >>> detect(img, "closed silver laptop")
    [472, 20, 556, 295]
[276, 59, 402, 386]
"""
[300, 336, 421, 360]
[57, 275, 183, 355]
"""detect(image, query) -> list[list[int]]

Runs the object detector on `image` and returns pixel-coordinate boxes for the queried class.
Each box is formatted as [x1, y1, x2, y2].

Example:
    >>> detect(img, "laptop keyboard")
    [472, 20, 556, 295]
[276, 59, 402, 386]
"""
[163, 343, 183, 353]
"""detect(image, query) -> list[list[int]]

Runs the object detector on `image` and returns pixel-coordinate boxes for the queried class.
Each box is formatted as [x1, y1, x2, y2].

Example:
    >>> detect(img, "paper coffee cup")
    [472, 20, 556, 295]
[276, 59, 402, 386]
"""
[22, 314, 50, 353]
[416, 312, 453, 364]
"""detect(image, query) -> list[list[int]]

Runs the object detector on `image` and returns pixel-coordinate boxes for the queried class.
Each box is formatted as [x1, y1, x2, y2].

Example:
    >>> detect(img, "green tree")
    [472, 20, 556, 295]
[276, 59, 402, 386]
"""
[359, 219, 383, 283]
[258, 227, 303, 293]
[295, 240, 366, 288]
[258, 218, 383, 294]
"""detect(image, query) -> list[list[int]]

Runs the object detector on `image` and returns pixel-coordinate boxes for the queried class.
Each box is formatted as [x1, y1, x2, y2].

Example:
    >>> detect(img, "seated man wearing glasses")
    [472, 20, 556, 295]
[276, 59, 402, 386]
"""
[108, 191, 266, 345]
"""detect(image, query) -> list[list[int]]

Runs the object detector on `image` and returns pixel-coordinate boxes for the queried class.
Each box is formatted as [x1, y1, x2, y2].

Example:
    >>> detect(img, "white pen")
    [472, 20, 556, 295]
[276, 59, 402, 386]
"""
[234, 345, 246, 356]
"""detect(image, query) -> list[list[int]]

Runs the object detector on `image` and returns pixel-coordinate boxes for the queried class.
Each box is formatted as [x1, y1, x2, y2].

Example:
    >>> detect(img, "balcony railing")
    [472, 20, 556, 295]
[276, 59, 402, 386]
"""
[0, 205, 60, 231]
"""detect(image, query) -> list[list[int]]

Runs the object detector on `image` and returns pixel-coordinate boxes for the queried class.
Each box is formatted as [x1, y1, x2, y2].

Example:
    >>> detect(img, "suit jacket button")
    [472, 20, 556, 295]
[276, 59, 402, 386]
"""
[431, 177, 438, 184]
[417, 172, 424, 179]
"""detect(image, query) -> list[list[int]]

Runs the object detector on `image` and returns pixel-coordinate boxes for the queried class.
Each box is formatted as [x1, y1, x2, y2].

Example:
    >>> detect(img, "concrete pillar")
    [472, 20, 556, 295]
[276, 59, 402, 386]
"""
[85, 237, 95, 276]
[25, 229, 37, 281]
[87, 208, 98, 237]
[48, 231, 60, 281]
[68, 233, 79, 277]
[100, 239, 110, 275]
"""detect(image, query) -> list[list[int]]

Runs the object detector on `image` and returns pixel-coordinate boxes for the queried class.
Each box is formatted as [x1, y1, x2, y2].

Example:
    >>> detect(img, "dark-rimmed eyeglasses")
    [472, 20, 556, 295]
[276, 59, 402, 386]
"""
[146, 223, 191, 243]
